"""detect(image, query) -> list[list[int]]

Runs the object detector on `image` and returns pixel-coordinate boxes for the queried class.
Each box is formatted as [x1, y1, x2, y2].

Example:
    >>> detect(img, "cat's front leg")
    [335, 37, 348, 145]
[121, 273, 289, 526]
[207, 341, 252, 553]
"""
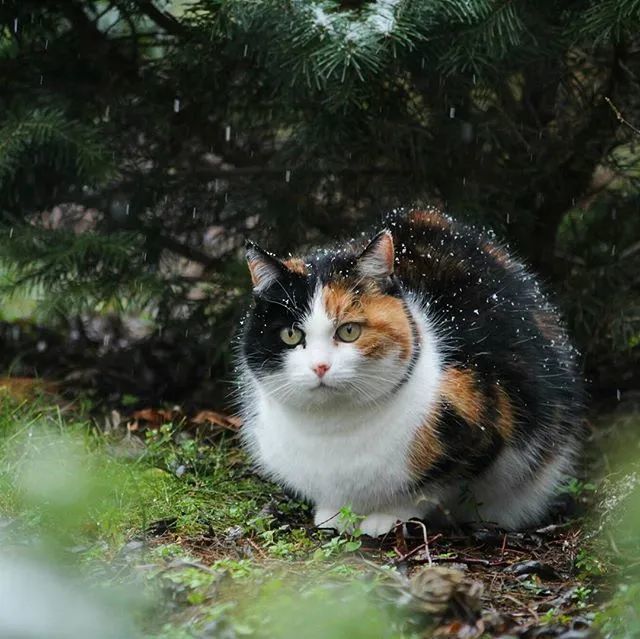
[359, 503, 423, 538]
[314, 502, 424, 537]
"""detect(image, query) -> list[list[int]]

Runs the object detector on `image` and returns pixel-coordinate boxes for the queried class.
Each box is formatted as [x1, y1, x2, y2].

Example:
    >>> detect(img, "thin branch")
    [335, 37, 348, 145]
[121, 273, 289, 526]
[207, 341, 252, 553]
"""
[190, 165, 410, 179]
[605, 96, 640, 136]
[137, 0, 186, 36]
[621, 239, 640, 260]
[155, 233, 225, 270]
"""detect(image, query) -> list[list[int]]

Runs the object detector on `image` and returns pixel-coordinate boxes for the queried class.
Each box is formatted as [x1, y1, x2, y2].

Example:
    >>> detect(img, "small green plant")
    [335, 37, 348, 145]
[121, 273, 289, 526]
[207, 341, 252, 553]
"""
[540, 608, 572, 626]
[337, 505, 365, 535]
[307, 506, 364, 560]
[575, 549, 605, 577]
[313, 535, 362, 561]
[563, 478, 597, 498]
[519, 576, 546, 595]
[572, 586, 593, 609]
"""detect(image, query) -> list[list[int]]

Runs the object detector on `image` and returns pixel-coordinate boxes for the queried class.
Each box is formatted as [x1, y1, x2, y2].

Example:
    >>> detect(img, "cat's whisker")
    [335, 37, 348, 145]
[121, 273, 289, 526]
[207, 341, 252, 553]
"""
[273, 278, 299, 313]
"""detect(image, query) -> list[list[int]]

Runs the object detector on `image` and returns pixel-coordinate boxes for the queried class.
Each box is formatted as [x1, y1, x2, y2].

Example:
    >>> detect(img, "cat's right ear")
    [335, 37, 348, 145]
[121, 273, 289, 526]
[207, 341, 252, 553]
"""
[246, 241, 283, 292]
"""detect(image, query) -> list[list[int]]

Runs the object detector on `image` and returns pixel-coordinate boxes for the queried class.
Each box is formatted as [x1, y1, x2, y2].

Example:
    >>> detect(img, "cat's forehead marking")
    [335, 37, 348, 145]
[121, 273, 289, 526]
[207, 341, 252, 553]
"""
[322, 282, 356, 322]
[302, 285, 335, 339]
[282, 257, 308, 276]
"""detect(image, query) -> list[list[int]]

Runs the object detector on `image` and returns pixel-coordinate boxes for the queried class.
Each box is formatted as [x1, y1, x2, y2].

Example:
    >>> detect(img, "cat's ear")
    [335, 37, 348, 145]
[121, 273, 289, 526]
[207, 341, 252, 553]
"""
[357, 230, 395, 280]
[246, 241, 283, 292]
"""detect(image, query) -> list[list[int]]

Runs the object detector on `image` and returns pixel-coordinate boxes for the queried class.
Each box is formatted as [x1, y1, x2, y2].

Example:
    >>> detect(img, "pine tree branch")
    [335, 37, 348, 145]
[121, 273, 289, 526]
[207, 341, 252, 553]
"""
[52, 0, 139, 79]
[137, 0, 186, 36]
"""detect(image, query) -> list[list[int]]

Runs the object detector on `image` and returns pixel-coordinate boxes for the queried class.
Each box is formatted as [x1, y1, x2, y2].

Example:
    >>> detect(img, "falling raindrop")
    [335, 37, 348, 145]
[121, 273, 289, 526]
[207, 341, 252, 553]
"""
[13, 18, 18, 33]
[449, 107, 456, 119]
[173, 98, 180, 113]
[285, 170, 291, 183]
[616, 388, 621, 401]
[225, 125, 231, 142]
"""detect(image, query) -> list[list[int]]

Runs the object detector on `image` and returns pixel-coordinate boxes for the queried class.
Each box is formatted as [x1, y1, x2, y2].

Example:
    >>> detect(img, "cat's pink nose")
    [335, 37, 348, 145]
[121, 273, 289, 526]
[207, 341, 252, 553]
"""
[312, 363, 331, 378]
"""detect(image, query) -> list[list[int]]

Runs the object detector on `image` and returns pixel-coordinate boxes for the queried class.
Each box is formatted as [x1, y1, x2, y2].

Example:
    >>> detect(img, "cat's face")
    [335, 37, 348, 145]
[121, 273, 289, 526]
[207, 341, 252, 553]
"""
[242, 231, 418, 409]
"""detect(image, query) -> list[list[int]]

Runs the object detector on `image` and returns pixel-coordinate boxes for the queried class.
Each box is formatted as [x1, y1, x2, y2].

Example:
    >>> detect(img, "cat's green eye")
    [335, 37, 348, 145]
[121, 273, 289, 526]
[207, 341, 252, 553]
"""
[280, 326, 304, 346]
[335, 322, 362, 343]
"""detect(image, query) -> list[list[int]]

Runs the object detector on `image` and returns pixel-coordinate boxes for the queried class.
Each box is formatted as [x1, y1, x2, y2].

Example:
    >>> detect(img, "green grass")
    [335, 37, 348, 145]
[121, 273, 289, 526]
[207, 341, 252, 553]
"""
[0, 396, 390, 638]
[0, 398, 278, 549]
[1, 396, 639, 638]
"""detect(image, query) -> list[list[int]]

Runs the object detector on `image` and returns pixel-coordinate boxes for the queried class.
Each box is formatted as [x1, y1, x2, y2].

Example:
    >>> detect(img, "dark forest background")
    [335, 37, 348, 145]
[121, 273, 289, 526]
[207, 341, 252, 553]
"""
[1, 0, 639, 410]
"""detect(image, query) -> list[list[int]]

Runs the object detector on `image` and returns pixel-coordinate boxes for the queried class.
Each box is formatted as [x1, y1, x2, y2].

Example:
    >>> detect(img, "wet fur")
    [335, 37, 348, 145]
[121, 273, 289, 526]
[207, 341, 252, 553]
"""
[238, 208, 583, 536]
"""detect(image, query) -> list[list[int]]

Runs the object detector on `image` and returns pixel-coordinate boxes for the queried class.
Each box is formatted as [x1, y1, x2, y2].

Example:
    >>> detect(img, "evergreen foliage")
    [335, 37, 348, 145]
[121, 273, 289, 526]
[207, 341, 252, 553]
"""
[0, 0, 639, 400]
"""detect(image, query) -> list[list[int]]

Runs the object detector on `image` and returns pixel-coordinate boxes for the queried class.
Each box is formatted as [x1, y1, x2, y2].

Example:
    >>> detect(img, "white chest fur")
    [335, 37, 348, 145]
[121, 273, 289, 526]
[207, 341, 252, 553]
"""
[243, 308, 441, 512]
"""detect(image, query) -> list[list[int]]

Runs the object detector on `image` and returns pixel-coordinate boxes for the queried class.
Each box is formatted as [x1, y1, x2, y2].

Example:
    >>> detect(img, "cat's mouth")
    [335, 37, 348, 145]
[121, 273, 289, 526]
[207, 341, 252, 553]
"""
[311, 380, 335, 391]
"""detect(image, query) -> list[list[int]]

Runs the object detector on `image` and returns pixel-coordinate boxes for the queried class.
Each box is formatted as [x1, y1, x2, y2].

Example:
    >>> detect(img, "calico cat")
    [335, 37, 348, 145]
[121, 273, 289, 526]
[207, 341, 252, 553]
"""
[238, 207, 583, 537]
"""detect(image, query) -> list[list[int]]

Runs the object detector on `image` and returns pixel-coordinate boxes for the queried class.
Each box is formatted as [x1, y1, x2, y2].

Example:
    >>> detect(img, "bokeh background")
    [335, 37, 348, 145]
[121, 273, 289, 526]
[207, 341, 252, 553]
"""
[1, 0, 638, 410]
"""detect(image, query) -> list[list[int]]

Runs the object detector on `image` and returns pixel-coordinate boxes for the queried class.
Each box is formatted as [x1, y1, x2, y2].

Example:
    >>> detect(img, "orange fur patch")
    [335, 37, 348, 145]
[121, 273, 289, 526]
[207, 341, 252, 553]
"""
[532, 309, 562, 343]
[409, 208, 452, 231]
[283, 257, 308, 276]
[322, 284, 413, 360]
[408, 413, 444, 476]
[495, 384, 514, 439]
[322, 283, 355, 320]
[440, 367, 483, 425]
[482, 241, 511, 268]
[356, 295, 413, 359]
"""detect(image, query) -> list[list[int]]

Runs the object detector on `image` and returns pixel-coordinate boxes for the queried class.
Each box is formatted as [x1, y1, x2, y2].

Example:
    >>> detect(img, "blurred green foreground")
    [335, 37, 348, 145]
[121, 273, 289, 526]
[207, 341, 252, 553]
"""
[0, 394, 639, 639]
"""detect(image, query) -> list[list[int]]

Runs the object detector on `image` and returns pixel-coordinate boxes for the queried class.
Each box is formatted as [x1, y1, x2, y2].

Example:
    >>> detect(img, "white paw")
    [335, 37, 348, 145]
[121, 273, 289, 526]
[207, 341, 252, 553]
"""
[359, 513, 403, 538]
[314, 508, 342, 531]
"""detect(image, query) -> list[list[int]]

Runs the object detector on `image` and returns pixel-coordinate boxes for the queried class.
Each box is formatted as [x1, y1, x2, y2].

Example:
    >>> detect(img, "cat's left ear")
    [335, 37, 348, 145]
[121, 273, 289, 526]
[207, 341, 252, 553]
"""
[246, 241, 283, 292]
[357, 230, 395, 280]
